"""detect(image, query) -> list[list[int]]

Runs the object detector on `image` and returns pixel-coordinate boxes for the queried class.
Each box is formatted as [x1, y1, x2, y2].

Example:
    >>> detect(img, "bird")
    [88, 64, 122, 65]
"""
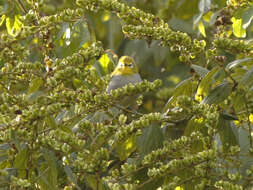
[106, 56, 142, 109]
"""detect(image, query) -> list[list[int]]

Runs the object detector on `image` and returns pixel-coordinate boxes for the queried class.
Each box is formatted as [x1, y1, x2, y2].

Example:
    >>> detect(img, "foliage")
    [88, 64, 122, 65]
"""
[0, 0, 253, 189]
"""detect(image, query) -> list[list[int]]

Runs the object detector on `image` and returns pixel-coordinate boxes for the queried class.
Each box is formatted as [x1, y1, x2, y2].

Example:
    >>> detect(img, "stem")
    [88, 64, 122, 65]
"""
[15, 0, 28, 14]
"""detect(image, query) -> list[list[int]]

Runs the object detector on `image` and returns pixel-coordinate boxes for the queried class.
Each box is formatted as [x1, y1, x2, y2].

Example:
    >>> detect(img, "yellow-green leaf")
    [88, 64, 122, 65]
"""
[184, 117, 206, 152]
[232, 17, 246, 38]
[98, 54, 112, 74]
[165, 77, 197, 108]
[203, 11, 212, 22]
[195, 67, 219, 102]
[175, 186, 185, 190]
[136, 125, 164, 156]
[45, 116, 57, 129]
[28, 78, 43, 95]
[198, 21, 206, 37]
[14, 147, 28, 169]
[6, 17, 14, 36]
[116, 135, 137, 161]
[5, 15, 23, 37]
[0, 15, 6, 26]
[217, 114, 238, 150]
[191, 64, 209, 78]
[201, 81, 233, 105]
[86, 175, 106, 190]
[102, 11, 110, 22]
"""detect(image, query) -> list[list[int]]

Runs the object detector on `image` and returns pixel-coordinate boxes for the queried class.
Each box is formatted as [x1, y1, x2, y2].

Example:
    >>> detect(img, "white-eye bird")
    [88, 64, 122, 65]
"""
[107, 56, 142, 108]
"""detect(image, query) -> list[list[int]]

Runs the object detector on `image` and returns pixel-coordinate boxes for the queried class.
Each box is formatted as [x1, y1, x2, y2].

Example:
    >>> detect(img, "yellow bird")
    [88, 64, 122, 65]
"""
[107, 56, 142, 108]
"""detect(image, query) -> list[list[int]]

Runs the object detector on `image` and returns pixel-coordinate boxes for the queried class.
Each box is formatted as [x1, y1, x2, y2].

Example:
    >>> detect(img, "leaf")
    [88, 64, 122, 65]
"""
[198, 0, 211, 13]
[198, 21, 206, 37]
[231, 92, 245, 112]
[165, 78, 197, 109]
[209, 11, 220, 25]
[14, 147, 28, 169]
[0, 14, 5, 26]
[193, 13, 203, 26]
[38, 149, 58, 190]
[116, 134, 137, 161]
[242, 5, 253, 29]
[221, 113, 238, 121]
[136, 125, 164, 156]
[14, 146, 28, 178]
[0, 143, 10, 151]
[98, 53, 113, 74]
[93, 60, 105, 77]
[184, 117, 207, 152]
[231, 17, 246, 38]
[240, 66, 253, 87]
[28, 78, 43, 95]
[5, 15, 23, 36]
[191, 64, 209, 78]
[5, 17, 14, 36]
[195, 66, 219, 102]
[72, 78, 83, 89]
[55, 20, 91, 58]
[0, 143, 10, 163]
[175, 0, 199, 20]
[201, 81, 233, 104]
[86, 175, 106, 190]
[102, 11, 110, 22]
[217, 114, 238, 150]
[64, 166, 81, 190]
[226, 58, 252, 70]
[45, 116, 57, 129]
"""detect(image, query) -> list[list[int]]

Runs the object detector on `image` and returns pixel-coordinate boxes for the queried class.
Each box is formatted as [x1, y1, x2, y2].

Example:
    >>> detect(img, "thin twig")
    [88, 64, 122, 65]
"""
[15, 0, 28, 14]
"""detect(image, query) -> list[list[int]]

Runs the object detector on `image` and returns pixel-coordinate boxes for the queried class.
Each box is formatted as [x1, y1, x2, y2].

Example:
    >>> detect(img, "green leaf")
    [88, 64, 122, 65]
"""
[38, 149, 58, 190]
[116, 134, 137, 161]
[0, 143, 10, 162]
[201, 81, 233, 104]
[175, 0, 199, 19]
[0, 143, 10, 151]
[72, 78, 83, 89]
[45, 116, 57, 129]
[165, 77, 197, 109]
[93, 60, 105, 77]
[14, 147, 28, 169]
[193, 13, 203, 26]
[14, 147, 28, 178]
[240, 66, 253, 87]
[231, 17, 246, 38]
[242, 5, 253, 29]
[195, 66, 219, 102]
[28, 77, 43, 95]
[86, 175, 106, 190]
[191, 64, 209, 78]
[198, 0, 211, 13]
[184, 117, 207, 152]
[226, 58, 252, 70]
[136, 125, 164, 156]
[64, 166, 81, 190]
[55, 20, 91, 58]
[217, 114, 238, 149]
[221, 113, 238, 121]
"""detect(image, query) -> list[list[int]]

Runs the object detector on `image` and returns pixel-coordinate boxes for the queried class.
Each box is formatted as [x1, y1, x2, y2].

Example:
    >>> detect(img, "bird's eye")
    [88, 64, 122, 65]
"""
[118, 62, 124, 68]
[128, 64, 134, 68]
